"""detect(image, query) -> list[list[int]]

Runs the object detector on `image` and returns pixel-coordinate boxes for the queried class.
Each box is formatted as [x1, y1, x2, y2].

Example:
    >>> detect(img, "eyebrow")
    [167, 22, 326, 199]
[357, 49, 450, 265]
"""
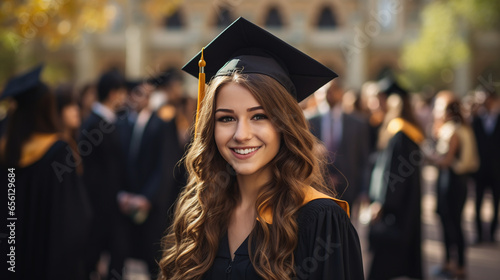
[215, 106, 264, 113]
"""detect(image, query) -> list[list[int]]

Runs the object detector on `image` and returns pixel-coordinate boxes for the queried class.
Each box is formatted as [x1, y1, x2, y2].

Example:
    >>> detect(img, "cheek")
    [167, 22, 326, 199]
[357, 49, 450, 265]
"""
[214, 125, 232, 153]
[270, 130, 281, 152]
[260, 124, 281, 151]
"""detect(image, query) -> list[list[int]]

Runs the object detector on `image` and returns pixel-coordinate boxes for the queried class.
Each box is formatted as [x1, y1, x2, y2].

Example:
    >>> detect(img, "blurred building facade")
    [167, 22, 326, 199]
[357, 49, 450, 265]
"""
[31, 0, 500, 95]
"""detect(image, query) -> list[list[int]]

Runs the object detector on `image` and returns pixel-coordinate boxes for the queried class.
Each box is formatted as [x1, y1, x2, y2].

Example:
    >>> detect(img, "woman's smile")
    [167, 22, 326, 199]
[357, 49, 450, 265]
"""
[214, 82, 281, 176]
[230, 146, 262, 158]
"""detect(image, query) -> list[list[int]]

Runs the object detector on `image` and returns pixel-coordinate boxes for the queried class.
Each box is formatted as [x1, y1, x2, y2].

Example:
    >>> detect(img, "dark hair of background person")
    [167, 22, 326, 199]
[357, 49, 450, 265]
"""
[55, 83, 77, 116]
[152, 67, 184, 88]
[2, 83, 60, 166]
[78, 83, 94, 106]
[400, 93, 424, 132]
[54, 83, 78, 139]
[402, 96, 420, 126]
[54, 83, 83, 175]
[445, 100, 465, 124]
[96, 70, 126, 102]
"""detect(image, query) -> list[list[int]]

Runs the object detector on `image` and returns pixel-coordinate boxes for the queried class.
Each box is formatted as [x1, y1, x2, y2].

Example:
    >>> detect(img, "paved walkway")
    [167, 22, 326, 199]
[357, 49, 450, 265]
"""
[357, 165, 500, 280]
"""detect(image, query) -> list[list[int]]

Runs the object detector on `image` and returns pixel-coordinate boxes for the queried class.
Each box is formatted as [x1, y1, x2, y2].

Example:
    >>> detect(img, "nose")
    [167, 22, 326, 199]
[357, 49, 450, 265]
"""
[233, 119, 252, 142]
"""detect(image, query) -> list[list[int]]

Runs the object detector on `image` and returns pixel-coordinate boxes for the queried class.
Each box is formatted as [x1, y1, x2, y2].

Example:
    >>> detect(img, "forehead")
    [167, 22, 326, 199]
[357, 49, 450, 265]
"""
[215, 82, 262, 109]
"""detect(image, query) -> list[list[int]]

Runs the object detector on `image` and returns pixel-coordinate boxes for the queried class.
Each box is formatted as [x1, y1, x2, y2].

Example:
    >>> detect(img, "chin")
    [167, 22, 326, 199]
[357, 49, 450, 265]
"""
[230, 162, 271, 177]
[232, 166, 258, 176]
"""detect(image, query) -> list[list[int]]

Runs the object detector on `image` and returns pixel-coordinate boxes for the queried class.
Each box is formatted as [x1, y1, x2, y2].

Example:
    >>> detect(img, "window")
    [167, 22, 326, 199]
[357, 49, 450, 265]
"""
[215, 7, 233, 28]
[265, 7, 283, 28]
[164, 9, 184, 29]
[108, 3, 124, 33]
[377, 0, 397, 31]
[317, 6, 337, 29]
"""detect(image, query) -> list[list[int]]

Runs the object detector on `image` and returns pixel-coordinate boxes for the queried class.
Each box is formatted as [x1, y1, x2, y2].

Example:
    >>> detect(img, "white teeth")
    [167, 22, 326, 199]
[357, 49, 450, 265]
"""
[234, 147, 259, 155]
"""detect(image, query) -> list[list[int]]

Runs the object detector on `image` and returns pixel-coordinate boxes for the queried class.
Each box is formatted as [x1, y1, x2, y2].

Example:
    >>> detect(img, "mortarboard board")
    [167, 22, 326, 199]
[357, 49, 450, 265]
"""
[182, 17, 337, 102]
[377, 76, 408, 98]
[0, 65, 45, 102]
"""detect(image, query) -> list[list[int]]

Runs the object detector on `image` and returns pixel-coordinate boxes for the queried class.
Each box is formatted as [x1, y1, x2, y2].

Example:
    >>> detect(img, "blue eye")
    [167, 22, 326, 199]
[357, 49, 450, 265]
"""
[217, 116, 234, 122]
[252, 114, 268, 120]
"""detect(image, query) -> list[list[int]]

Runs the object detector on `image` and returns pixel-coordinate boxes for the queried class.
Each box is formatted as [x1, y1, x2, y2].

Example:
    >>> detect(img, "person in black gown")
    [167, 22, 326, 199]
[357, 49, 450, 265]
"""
[116, 80, 184, 278]
[0, 65, 91, 280]
[158, 18, 364, 280]
[308, 79, 371, 217]
[367, 79, 424, 280]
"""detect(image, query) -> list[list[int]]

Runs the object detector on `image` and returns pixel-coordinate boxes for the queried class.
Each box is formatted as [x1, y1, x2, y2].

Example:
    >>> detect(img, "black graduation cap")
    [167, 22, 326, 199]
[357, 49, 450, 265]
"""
[377, 76, 408, 98]
[182, 17, 337, 102]
[126, 80, 142, 92]
[0, 65, 45, 102]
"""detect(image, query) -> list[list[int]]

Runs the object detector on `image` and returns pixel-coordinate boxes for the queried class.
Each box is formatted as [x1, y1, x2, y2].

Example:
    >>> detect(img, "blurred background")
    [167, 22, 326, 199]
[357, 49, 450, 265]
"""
[1, 0, 500, 279]
[1, 0, 499, 95]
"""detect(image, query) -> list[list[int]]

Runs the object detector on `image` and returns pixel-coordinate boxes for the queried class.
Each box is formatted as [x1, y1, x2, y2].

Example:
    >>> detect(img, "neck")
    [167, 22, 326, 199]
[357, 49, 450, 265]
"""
[62, 129, 73, 141]
[331, 103, 343, 113]
[235, 167, 272, 210]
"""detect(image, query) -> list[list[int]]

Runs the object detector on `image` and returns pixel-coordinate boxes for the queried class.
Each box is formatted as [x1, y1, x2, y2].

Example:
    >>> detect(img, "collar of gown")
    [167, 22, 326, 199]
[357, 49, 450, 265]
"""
[387, 117, 424, 145]
[258, 186, 350, 224]
[216, 233, 250, 258]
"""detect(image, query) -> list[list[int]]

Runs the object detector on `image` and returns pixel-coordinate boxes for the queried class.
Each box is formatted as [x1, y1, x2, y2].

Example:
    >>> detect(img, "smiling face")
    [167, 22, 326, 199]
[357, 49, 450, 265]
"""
[214, 82, 281, 176]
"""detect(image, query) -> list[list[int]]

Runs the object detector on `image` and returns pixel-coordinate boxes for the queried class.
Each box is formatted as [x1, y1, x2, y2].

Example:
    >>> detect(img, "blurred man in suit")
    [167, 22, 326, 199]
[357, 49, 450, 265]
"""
[116, 80, 174, 278]
[80, 70, 128, 279]
[309, 79, 371, 216]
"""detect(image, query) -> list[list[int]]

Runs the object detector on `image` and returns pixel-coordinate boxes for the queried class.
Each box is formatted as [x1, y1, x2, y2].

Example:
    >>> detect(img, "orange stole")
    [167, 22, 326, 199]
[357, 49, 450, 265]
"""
[259, 186, 350, 224]
[18, 133, 60, 168]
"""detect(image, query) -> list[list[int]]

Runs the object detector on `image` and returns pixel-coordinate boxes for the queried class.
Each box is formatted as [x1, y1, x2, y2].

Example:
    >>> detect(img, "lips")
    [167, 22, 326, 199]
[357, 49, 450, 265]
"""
[233, 147, 260, 155]
[230, 146, 261, 159]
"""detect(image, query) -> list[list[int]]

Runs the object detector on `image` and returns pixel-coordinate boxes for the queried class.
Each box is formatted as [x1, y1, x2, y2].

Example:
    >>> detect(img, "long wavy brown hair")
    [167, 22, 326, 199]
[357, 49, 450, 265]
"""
[159, 73, 333, 280]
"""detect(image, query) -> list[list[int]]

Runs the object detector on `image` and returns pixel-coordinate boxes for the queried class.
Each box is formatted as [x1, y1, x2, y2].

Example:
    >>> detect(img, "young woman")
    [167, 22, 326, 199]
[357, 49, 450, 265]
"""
[367, 83, 424, 280]
[159, 18, 363, 280]
[432, 96, 479, 279]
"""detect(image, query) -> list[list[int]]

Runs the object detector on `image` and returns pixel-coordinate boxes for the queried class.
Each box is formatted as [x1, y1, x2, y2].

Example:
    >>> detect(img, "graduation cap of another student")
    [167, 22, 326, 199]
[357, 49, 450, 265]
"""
[0, 65, 45, 102]
[126, 80, 142, 92]
[378, 77, 408, 98]
[182, 17, 337, 102]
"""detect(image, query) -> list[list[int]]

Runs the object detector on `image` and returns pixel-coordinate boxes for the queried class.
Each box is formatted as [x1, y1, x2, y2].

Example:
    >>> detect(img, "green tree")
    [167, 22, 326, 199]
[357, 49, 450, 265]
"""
[0, 0, 182, 85]
[401, 0, 500, 90]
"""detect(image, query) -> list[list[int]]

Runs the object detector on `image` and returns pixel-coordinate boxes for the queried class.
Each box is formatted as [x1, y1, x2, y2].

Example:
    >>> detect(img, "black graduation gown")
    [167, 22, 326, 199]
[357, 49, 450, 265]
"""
[368, 131, 422, 280]
[161, 116, 189, 222]
[203, 199, 364, 280]
[0, 140, 92, 280]
[79, 111, 128, 274]
[80, 111, 126, 230]
[117, 112, 184, 272]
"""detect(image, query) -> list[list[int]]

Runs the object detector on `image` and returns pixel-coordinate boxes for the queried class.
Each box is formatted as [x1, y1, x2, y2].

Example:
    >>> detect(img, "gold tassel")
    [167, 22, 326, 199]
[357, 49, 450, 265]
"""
[194, 48, 206, 137]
